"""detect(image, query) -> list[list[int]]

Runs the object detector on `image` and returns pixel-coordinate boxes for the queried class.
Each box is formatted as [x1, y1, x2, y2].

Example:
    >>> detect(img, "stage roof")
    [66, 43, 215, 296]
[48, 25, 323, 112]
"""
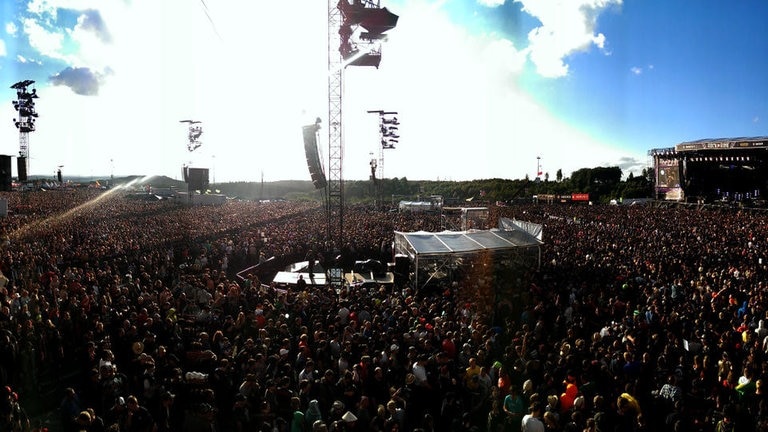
[674, 137, 768, 152]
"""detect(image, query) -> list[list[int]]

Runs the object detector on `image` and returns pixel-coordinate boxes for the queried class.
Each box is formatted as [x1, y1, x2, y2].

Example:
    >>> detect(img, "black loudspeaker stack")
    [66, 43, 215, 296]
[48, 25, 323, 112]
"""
[302, 124, 327, 190]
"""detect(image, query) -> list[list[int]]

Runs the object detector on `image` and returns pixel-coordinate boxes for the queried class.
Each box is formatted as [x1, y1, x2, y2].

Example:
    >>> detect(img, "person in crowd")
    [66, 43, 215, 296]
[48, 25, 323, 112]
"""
[521, 401, 545, 432]
[5, 190, 768, 432]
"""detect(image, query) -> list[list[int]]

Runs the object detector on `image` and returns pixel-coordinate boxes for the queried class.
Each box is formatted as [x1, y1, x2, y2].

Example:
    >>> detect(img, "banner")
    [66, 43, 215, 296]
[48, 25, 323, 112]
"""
[571, 193, 589, 201]
[676, 139, 768, 152]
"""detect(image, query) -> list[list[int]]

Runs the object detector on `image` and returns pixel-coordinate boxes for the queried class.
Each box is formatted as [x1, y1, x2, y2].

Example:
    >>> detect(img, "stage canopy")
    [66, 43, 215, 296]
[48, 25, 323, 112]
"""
[394, 224, 542, 289]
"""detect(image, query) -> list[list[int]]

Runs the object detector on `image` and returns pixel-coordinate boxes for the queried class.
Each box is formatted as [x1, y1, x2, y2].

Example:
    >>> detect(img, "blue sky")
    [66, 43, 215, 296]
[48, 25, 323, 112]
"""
[0, 0, 766, 182]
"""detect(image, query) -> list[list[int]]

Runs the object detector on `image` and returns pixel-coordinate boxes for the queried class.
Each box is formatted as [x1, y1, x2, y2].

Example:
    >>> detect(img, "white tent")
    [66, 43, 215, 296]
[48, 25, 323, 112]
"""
[394, 225, 542, 289]
[499, 218, 543, 241]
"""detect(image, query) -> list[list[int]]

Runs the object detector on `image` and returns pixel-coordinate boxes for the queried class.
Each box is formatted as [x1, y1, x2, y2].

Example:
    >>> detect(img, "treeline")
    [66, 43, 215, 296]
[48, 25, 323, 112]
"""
[209, 166, 654, 204]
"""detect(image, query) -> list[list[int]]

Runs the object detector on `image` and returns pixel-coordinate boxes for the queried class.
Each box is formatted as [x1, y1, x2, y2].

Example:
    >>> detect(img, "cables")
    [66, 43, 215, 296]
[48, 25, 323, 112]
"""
[198, 0, 223, 41]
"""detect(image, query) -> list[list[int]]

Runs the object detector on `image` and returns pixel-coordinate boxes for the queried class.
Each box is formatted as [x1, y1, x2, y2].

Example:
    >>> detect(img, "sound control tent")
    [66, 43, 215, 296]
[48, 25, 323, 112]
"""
[394, 225, 542, 290]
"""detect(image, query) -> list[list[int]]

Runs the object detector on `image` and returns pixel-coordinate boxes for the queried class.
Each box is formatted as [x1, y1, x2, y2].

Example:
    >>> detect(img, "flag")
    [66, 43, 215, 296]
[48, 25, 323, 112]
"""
[537, 171, 543, 176]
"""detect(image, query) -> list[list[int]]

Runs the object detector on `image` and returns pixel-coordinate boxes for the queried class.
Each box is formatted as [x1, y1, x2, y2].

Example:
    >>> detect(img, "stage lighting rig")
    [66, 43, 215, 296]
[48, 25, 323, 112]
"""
[11, 80, 39, 181]
[180, 120, 203, 152]
[368, 110, 399, 149]
[327, 0, 398, 249]
[338, 0, 398, 68]
[367, 109, 399, 180]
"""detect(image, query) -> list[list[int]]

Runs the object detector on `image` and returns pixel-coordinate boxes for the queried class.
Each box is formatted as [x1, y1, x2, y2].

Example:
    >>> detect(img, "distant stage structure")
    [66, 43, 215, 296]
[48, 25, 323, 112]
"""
[650, 136, 768, 203]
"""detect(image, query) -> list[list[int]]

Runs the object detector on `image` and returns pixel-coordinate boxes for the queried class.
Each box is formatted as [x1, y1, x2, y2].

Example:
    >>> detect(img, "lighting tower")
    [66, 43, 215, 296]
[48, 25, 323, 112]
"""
[367, 110, 398, 206]
[328, 0, 398, 249]
[11, 80, 39, 181]
[180, 120, 205, 199]
[367, 110, 399, 179]
[180, 120, 203, 152]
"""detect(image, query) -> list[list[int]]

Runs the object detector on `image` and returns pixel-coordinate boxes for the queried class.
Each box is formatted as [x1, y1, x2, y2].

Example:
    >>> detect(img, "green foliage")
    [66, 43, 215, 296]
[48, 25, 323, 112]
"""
[203, 166, 653, 203]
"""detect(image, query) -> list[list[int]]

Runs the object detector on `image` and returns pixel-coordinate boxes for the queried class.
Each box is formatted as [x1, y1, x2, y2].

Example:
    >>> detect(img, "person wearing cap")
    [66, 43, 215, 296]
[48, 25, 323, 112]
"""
[154, 391, 181, 432]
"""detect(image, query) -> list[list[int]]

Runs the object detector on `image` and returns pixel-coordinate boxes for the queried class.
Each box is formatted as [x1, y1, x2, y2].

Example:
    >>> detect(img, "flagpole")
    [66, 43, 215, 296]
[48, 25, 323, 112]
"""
[536, 156, 542, 179]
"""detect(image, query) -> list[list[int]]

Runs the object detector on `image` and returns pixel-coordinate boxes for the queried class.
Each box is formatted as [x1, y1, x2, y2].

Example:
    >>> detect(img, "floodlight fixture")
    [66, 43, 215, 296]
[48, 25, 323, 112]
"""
[358, 7, 398, 34]
[11, 79, 38, 180]
[10, 80, 35, 90]
[359, 32, 387, 41]
[180, 119, 204, 152]
[343, 50, 382, 68]
[338, 1, 398, 69]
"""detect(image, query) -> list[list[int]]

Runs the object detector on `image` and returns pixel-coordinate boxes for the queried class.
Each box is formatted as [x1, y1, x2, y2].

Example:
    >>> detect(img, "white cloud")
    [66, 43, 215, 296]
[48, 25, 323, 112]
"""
[478, 0, 506, 6]
[0, 0, 641, 182]
[630, 66, 642, 75]
[517, 0, 621, 77]
[337, 1, 638, 181]
[26, 0, 57, 19]
[22, 17, 65, 60]
[6, 22, 18, 37]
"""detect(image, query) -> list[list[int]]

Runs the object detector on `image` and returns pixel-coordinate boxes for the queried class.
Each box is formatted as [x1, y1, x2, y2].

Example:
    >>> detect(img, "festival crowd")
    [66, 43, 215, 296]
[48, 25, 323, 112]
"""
[0, 189, 765, 432]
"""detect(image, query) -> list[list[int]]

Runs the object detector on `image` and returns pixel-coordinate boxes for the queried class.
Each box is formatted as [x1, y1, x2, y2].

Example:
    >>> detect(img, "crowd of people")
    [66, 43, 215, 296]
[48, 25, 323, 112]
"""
[0, 188, 765, 432]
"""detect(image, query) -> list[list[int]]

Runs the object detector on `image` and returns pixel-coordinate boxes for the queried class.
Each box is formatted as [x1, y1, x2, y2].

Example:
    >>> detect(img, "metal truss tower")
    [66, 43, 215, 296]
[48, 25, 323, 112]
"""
[327, 0, 398, 250]
[328, 0, 344, 251]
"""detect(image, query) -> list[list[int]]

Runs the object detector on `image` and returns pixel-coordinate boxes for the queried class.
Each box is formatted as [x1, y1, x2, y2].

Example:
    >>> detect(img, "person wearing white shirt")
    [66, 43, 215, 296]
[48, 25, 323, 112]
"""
[412, 354, 429, 388]
[521, 401, 545, 432]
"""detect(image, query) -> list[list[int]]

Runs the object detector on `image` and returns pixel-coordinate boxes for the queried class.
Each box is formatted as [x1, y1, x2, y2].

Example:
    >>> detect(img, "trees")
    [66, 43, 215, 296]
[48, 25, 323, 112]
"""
[211, 165, 653, 204]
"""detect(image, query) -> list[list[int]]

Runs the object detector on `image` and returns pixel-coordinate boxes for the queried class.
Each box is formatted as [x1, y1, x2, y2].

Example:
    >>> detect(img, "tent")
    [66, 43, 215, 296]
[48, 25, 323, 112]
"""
[499, 217, 543, 241]
[394, 224, 542, 289]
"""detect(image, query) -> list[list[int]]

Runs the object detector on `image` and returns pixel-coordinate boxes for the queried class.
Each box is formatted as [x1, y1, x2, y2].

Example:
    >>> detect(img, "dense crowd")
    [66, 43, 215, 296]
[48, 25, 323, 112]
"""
[0, 189, 766, 432]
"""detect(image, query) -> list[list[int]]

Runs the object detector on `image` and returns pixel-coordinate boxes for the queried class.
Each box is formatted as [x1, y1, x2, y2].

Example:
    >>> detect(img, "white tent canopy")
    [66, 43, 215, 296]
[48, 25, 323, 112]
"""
[394, 225, 542, 289]
[395, 229, 541, 257]
[499, 218, 543, 241]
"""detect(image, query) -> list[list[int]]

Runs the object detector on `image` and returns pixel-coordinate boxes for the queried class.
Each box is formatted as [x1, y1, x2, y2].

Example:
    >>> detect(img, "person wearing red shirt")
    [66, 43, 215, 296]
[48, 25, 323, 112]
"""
[442, 331, 457, 359]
